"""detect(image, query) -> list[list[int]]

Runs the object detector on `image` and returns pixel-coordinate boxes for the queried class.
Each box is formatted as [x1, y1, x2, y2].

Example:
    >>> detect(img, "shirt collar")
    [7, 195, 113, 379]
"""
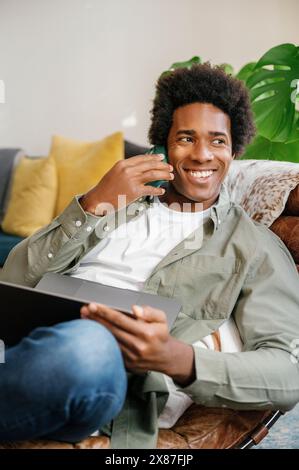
[143, 183, 231, 231]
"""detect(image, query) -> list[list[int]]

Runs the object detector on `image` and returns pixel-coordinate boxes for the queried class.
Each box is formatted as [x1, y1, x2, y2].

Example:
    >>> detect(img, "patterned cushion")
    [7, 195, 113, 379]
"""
[225, 160, 299, 227]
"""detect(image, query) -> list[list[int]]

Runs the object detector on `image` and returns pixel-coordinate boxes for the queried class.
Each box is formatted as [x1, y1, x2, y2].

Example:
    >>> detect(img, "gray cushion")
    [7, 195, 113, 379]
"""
[125, 140, 149, 158]
[0, 149, 24, 223]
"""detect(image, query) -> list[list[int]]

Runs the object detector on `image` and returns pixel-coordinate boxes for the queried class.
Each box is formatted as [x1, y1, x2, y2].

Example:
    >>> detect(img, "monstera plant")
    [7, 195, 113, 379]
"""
[161, 44, 299, 163]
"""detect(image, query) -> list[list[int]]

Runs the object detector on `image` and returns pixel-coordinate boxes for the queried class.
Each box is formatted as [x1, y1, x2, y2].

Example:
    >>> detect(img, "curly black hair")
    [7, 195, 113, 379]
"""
[148, 63, 255, 157]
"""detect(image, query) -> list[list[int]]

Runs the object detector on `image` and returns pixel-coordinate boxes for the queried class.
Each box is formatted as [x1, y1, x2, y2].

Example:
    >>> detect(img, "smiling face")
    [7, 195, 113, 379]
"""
[163, 102, 234, 211]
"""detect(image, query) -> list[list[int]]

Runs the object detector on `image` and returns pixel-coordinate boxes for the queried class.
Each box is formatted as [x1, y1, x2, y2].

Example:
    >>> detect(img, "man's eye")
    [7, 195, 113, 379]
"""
[213, 138, 225, 145]
[179, 137, 193, 143]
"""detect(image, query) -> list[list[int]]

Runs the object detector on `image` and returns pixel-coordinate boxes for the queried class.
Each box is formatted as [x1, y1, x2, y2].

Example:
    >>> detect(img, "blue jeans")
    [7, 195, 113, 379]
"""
[0, 319, 127, 442]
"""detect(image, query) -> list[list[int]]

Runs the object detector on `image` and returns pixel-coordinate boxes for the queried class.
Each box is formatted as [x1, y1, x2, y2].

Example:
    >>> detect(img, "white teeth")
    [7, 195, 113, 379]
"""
[188, 170, 214, 178]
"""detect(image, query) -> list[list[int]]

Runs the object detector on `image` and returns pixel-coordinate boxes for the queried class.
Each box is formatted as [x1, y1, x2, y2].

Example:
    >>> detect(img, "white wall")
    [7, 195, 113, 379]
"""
[0, 0, 298, 155]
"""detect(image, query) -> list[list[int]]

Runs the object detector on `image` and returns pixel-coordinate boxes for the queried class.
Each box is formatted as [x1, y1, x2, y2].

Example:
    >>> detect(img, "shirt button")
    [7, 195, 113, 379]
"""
[86, 226, 92, 232]
[75, 220, 82, 227]
[135, 205, 144, 215]
[103, 224, 110, 232]
[47, 252, 53, 259]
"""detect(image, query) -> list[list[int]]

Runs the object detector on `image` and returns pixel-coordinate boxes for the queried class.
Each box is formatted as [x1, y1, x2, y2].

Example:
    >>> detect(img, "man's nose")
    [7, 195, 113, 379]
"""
[190, 142, 214, 162]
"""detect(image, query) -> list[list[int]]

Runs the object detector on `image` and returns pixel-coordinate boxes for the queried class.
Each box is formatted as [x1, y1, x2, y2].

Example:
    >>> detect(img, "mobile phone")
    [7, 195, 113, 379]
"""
[145, 145, 169, 187]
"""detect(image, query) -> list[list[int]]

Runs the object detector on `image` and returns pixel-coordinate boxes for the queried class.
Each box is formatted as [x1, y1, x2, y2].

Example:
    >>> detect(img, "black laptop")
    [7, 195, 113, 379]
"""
[0, 273, 182, 347]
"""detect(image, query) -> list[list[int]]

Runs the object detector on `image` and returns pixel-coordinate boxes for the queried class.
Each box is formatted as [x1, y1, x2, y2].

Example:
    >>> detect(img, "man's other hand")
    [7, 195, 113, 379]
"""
[80, 303, 195, 386]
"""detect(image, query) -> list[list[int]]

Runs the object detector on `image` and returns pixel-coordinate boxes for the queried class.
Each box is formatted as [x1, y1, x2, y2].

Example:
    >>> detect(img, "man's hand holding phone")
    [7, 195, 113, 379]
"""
[80, 153, 173, 216]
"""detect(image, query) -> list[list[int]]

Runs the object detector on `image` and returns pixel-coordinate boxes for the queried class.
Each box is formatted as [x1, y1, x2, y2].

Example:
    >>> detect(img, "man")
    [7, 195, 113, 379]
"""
[1, 64, 299, 448]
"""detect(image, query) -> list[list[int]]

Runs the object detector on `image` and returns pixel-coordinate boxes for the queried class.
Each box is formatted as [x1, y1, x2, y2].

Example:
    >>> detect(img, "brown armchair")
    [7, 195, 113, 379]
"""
[270, 185, 299, 272]
[1, 161, 298, 450]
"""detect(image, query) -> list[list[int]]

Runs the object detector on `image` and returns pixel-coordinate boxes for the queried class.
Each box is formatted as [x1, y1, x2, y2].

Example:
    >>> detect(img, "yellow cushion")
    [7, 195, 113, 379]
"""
[50, 132, 124, 216]
[2, 156, 57, 237]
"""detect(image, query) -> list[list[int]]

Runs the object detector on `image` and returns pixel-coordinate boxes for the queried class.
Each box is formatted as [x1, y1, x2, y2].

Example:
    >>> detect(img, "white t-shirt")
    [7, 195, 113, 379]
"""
[71, 196, 210, 291]
[157, 318, 242, 428]
[71, 196, 243, 428]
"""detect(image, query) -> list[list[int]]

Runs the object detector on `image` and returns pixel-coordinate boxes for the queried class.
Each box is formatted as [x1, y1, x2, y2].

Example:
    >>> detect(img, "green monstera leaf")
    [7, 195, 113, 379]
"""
[160, 56, 202, 79]
[241, 134, 299, 163]
[236, 62, 257, 82]
[219, 63, 234, 75]
[245, 43, 299, 143]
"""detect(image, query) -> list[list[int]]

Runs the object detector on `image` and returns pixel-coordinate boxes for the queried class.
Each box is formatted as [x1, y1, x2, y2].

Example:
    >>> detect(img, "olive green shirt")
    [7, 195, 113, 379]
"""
[1, 185, 299, 449]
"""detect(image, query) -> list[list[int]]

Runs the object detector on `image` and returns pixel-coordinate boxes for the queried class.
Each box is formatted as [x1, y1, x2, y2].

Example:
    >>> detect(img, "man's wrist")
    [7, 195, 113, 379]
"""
[79, 194, 97, 215]
[164, 338, 196, 387]
[80, 194, 117, 217]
